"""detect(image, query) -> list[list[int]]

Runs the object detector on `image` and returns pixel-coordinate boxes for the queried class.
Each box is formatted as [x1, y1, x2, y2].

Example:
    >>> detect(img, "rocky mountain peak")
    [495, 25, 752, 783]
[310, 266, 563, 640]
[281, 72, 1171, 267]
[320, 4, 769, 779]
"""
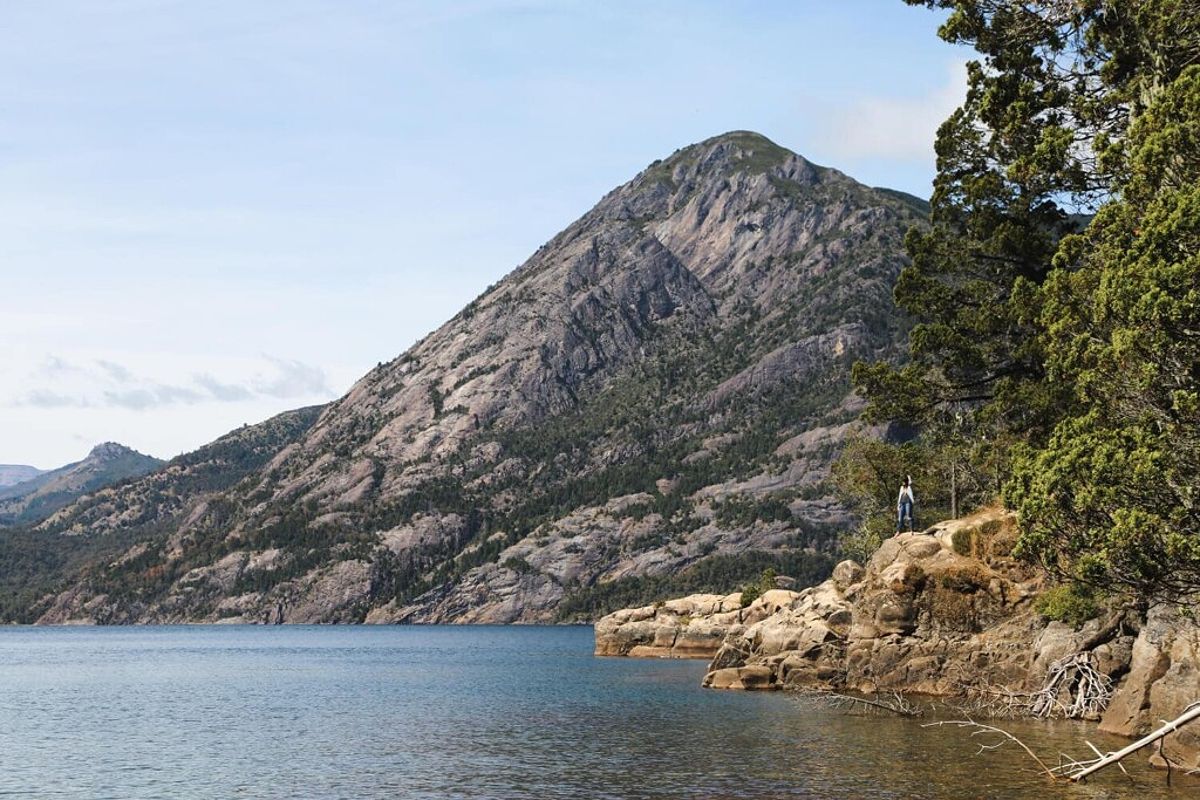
[87, 442, 141, 462]
[25, 132, 930, 626]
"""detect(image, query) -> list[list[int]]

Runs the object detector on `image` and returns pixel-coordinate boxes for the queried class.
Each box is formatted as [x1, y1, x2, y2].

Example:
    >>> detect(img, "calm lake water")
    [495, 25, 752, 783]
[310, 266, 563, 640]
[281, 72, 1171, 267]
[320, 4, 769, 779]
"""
[0, 625, 1189, 799]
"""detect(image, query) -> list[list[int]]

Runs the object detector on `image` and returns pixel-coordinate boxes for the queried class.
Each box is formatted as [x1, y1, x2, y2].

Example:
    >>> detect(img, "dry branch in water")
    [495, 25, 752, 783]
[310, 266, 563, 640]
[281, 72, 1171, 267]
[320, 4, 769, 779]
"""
[1057, 701, 1200, 782]
[797, 690, 923, 718]
[933, 701, 1200, 784]
[923, 719, 1057, 780]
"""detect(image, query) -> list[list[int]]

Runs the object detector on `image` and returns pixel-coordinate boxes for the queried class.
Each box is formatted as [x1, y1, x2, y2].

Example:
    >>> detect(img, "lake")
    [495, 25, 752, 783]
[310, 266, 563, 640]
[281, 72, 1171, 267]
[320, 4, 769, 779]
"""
[0, 625, 1188, 798]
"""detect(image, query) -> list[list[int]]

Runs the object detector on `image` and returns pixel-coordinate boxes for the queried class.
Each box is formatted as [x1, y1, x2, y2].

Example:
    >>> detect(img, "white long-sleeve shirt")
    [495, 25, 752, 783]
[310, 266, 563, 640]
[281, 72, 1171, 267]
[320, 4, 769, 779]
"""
[897, 485, 915, 506]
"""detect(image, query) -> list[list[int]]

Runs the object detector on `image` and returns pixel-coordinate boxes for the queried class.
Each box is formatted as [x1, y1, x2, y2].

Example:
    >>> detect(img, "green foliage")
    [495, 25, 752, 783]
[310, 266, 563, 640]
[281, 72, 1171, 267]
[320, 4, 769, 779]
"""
[839, 523, 887, 565]
[502, 556, 533, 574]
[1008, 66, 1200, 600]
[739, 585, 761, 608]
[1034, 584, 1102, 628]
[428, 385, 445, 419]
[739, 567, 780, 608]
[868, 2, 1200, 603]
[0, 525, 152, 623]
[831, 434, 981, 557]
[713, 494, 794, 528]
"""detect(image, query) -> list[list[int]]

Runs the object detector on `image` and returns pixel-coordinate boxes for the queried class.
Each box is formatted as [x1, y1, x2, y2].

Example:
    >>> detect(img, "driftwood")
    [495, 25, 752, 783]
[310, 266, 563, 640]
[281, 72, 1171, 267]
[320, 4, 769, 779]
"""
[1063, 701, 1200, 782]
[925, 702, 1200, 784]
[944, 680, 1038, 720]
[944, 650, 1113, 720]
[1030, 651, 1113, 719]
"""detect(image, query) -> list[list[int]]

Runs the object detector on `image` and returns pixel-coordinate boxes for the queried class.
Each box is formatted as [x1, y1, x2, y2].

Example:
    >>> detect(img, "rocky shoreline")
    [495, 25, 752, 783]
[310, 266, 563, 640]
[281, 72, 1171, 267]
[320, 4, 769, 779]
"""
[594, 508, 1200, 771]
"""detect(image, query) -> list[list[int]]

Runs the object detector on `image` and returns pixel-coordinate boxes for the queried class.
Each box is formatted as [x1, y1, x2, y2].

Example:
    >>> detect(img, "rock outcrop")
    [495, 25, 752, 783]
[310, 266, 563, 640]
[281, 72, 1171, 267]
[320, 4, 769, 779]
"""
[1100, 602, 1200, 769]
[594, 589, 804, 659]
[696, 510, 1073, 693]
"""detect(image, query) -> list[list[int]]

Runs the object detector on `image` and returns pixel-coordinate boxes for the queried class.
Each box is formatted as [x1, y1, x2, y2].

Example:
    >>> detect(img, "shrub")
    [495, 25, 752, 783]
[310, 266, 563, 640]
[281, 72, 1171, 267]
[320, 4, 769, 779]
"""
[950, 527, 976, 558]
[1034, 584, 1100, 627]
[838, 518, 889, 563]
[502, 556, 533, 574]
[739, 567, 779, 608]
[937, 563, 989, 593]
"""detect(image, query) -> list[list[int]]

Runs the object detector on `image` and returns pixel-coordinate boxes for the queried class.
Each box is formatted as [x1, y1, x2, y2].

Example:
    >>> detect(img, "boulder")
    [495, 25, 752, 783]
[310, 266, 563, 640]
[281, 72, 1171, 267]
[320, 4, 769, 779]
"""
[702, 664, 777, 691]
[832, 559, 864, 591]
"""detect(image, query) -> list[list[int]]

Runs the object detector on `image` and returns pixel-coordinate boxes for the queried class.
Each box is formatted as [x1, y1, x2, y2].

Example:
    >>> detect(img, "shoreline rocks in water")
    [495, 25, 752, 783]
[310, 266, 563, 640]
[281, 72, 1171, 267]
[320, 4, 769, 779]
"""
[594, 507, 1200, 771]
[593, 590, 806, 659]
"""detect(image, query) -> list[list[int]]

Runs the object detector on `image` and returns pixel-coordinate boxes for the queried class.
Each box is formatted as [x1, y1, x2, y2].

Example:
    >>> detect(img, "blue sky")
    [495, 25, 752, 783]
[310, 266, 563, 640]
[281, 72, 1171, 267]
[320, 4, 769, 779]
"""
[1, 1, 965, 467]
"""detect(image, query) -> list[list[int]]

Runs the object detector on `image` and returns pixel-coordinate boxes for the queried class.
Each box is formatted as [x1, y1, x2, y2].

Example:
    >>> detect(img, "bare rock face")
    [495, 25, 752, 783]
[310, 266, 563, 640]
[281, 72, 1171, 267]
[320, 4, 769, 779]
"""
[22, 131, 925, 626]
[1100, 603, 1200, 770]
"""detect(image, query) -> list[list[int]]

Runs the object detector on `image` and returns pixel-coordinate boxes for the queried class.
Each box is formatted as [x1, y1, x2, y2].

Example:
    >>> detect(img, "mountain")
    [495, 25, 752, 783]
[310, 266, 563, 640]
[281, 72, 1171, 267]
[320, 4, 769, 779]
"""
[0, 443, 164, 528]
[0, 465, 45, 488]
[23, 131, 925, 625]
[0, 407, 324, 622]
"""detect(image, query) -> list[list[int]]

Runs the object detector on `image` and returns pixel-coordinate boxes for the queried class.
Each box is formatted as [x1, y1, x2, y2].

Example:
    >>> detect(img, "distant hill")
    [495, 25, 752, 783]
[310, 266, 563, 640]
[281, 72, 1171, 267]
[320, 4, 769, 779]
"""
[0, 443, 164, 527]
[18, 131, 925, 625]
[0, 408, 325, 621]
[0, 465, 45, 488]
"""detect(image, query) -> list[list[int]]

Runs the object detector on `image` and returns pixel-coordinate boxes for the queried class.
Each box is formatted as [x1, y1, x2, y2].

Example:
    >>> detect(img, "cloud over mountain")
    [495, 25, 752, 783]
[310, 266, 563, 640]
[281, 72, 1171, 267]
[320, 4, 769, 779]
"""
[13, 355, 332, 410]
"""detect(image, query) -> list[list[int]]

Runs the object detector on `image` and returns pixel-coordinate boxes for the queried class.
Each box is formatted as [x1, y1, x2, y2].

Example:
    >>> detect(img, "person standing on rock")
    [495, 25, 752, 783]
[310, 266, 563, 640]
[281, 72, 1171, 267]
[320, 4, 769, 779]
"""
[896, 476, 915, 534]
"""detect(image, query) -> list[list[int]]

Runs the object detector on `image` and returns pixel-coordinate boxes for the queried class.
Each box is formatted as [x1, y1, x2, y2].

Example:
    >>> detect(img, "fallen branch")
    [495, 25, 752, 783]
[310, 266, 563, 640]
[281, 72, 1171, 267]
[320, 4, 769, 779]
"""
[825, 691, 923, 717]
[1067, 701, 1200, 782]
[923, 718, 1057, 779]
[1086, 740, 1133, 784]
[944, 681, 1038, 720]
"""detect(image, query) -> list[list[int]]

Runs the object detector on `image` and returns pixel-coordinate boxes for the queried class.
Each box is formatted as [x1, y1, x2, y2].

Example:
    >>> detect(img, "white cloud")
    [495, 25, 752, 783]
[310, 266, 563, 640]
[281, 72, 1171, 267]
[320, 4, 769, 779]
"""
[818, 61, 967, 164]
[194, 374, 255, 402]
[253, 356, 332, 399]
[10, 355, 331, 411]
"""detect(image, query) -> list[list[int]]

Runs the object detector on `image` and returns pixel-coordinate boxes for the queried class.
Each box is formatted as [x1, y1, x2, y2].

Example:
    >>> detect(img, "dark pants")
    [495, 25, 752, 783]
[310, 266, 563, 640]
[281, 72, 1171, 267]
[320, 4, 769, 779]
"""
[897, 500, 914, 531]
